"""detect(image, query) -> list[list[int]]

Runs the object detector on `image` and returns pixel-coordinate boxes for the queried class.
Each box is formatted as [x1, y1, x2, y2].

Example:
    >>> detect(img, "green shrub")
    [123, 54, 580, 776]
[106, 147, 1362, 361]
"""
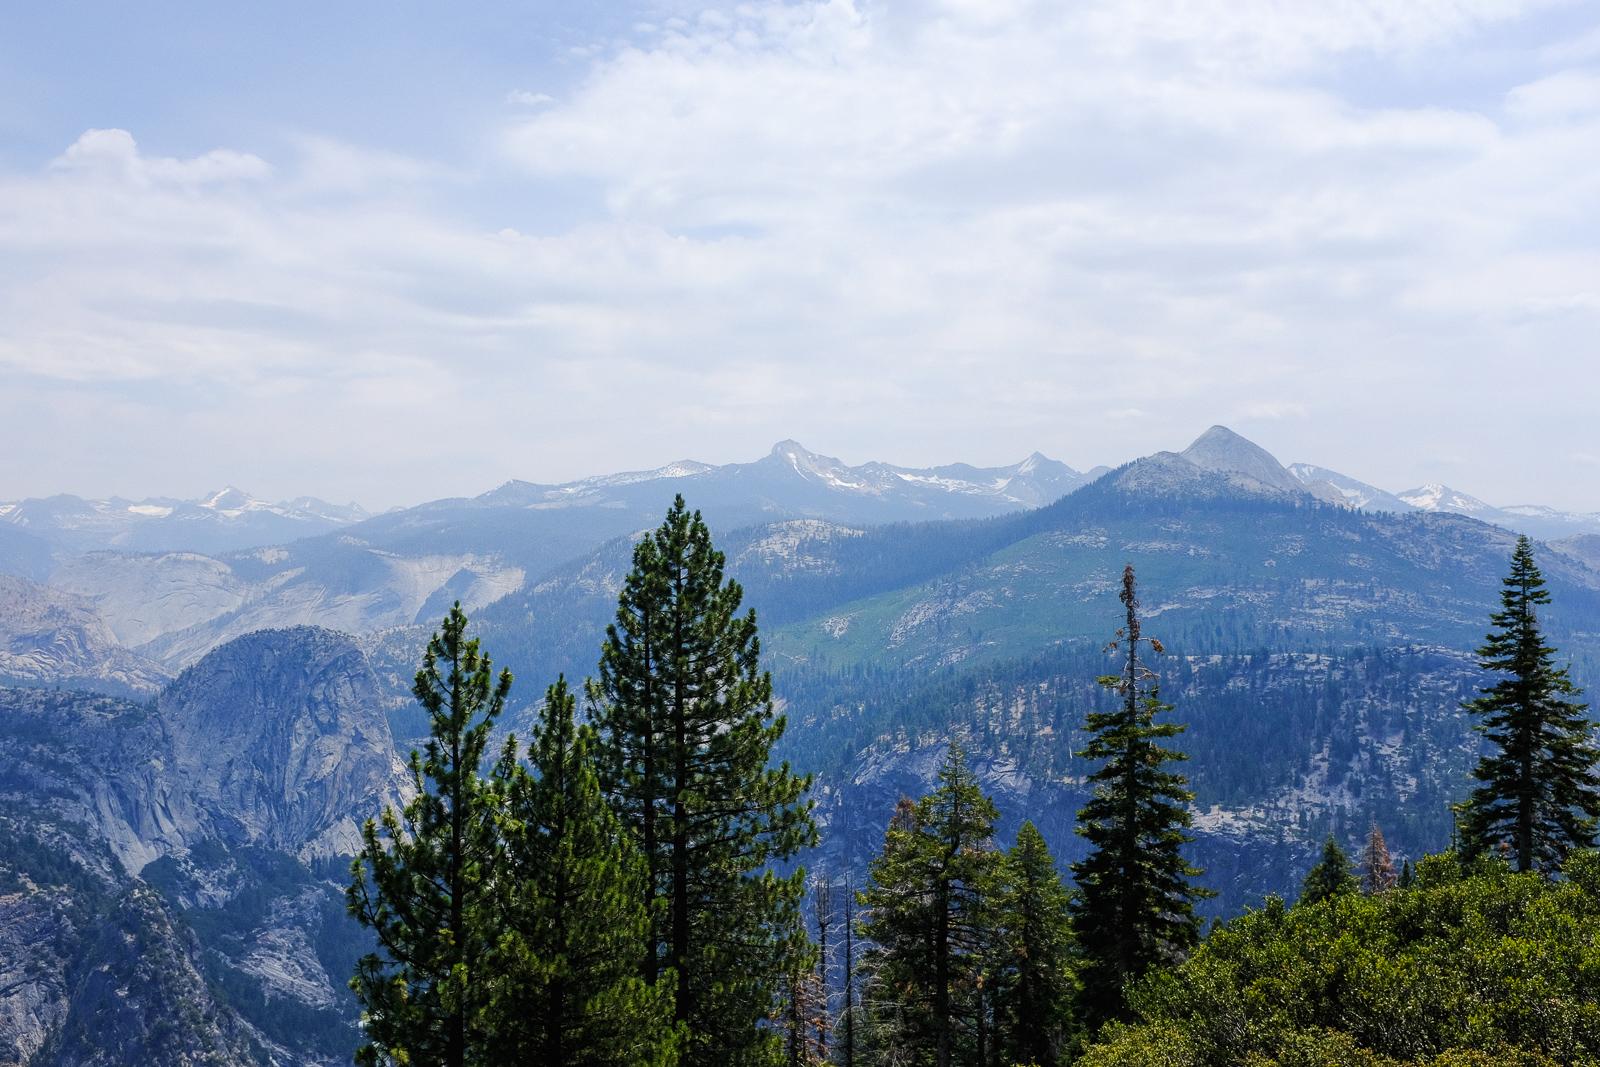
[1081, 852, 1600, 1066]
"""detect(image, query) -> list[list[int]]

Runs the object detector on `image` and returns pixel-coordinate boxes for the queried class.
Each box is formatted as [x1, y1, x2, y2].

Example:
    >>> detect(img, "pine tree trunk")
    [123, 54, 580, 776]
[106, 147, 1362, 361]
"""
[935, 873, 951, 1067]
[449, 693, 465, 1067]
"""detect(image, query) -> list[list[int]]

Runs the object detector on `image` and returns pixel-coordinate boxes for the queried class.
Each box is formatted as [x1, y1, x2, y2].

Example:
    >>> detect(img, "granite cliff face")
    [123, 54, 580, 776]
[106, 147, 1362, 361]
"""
[0, 626, 413, 1065]
[159, 628, 411, 861]
[0, 575, 171, 698]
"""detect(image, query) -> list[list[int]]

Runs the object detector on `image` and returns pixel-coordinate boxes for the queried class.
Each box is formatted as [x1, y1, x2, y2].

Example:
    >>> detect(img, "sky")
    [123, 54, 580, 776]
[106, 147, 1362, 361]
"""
[1, 0, 1598, 511]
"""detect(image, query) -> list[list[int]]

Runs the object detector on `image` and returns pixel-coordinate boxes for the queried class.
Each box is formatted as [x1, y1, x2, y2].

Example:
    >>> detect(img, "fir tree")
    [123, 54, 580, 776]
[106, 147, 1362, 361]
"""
[859, 743, 1003, 1067]
[993, 820, 1077, 1067]
[591, 495, 816, 1065]
[348, 604, 510, 1067]
[488, 676, 680, 1066]
[1069, 565, 1212, 1033]
[1460, 536, 1600, 872]
[1298, 835, 1357, 906]
[1358, 823, 1396, 895]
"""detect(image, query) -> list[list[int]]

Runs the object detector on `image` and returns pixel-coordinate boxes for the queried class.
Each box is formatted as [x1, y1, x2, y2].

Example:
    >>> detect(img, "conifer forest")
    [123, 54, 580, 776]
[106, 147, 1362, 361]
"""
[345, 499, 1600, 1067]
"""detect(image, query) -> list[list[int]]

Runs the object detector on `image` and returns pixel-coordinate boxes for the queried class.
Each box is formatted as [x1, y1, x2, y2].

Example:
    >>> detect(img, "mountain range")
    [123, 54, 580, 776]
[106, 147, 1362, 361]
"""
[5, 426, 1600, 1065]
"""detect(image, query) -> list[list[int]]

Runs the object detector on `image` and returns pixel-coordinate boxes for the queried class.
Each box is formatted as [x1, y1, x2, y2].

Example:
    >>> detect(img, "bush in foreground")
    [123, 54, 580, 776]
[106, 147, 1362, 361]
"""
[1080, 851, 1600, 1067]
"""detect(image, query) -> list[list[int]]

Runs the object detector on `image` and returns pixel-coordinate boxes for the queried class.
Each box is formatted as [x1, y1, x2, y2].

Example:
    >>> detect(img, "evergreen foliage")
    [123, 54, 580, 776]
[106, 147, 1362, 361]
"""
[348, 603, 510, 1067]
[591, 495, 817, 1066]
[858, 742, 1003, 1066]
[488, 676, 680, 1066]
[1299, 835, 1357, 907]
[1078, 851, 1600, 1066]
[1070, 566, 1212, 1032]
[1460, 536, 1600, 872]
[993, 820, 1079, 1067]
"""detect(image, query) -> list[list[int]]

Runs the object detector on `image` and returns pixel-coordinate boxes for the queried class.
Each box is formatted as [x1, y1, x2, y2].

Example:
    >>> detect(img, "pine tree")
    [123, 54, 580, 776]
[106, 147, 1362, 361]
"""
[858, 742, 1002, 1067]
[591, 495, 816, 1065]
[1358, 823, 1396, 895]
[488, 676, 679, 1066]
[347, 604, 510, 1067]
[992, 821, 1077, 1067]
[1298, 835, 1357, 906]
[1069, 565, 1212, 1033]
[1460, 535, 1600, 872]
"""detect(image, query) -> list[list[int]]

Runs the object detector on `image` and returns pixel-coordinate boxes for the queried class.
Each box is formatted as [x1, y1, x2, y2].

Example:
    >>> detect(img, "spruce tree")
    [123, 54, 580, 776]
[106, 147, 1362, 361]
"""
[1069, 565, 1211, 1033]
[348, 604, 510, 1067]
[993, 820, 1077, 1067]
[1460, 535, 1600, 872]
[858, 741, 1002, 1067]
[488, 677, 679, 1066]
[591, 495, 816, 1065]
[1298, 835, 1356, 906]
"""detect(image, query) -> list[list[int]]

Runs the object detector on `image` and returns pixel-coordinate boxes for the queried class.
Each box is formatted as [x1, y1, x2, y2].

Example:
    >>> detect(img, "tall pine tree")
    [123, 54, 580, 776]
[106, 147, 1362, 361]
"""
[488, 676, 680, 1066]
[1069, 565, 1211, 1033]
[858, 741, 1002, 1067]
[992, 821, 1078, 1067]
[348, 604, 510, 1067]
[591, 495, 816, 1066]
[1460, 535, 1600, 872]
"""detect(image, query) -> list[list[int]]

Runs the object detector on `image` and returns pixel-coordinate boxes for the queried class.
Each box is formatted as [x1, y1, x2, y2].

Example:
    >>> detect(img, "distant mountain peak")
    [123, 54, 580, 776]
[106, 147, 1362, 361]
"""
[1398, 484, 1493, 514]
[1179, 425, 1307, 496]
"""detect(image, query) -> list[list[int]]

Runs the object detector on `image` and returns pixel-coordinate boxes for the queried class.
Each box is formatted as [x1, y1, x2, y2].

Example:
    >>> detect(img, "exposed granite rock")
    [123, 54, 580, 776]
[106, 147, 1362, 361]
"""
[0, 887, 71, 1066]
[159, 627, 411, 861]
[0, 689, 197, 874]
[32, 884, 256, 1067]
[0, 576, 171, 698]
[0, 625, 413, 1065]
[50, 552, 252, 649]
[0, 626, 412, 872]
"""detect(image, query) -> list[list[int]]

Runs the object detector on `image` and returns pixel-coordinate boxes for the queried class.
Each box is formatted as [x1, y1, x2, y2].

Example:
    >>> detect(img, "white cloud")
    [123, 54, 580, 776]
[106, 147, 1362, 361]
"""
[2, 0, 1599, 510]
[52, 128, 271, 185]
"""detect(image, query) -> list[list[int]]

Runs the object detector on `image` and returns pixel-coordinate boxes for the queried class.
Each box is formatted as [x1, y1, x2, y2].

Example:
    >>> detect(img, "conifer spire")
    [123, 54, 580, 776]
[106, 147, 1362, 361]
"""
[1460, 536, 1600, 871]
[1069, 565, 1212, 1032]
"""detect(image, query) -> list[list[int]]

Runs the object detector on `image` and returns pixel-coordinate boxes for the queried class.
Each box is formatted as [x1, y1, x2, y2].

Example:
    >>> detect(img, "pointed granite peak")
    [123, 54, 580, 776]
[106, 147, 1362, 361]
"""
[1180, 425, 1307, 496]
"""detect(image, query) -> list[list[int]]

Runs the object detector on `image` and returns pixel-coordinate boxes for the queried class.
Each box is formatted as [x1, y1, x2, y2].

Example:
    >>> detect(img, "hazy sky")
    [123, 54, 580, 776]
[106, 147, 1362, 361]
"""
[2, 0, 1598, 510]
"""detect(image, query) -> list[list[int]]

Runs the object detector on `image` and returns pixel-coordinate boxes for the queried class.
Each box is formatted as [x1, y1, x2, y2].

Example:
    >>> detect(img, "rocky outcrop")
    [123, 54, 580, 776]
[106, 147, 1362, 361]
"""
[50, 552, 252, 648]
[0, 815, 258, 1067]
[159, 627, 412, 860]
[52, 547, 523, 671]
[0, 626, 412, 1065]
[0, 626, 411, 873]
[0, 689, 194, 874]
[0, 576, 171, 697]
[1181, 424, 1312, 496]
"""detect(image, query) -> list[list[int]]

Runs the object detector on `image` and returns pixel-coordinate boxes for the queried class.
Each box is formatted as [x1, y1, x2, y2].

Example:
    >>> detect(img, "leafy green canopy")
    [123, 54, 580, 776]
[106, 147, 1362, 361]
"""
[1071, 565, 1213, 1032]
[591, 494, 816, 1067]
[1460, 536, 1600, 872]
[1080, 851, 1600, 1067]
[348, 603, 511, 1067]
